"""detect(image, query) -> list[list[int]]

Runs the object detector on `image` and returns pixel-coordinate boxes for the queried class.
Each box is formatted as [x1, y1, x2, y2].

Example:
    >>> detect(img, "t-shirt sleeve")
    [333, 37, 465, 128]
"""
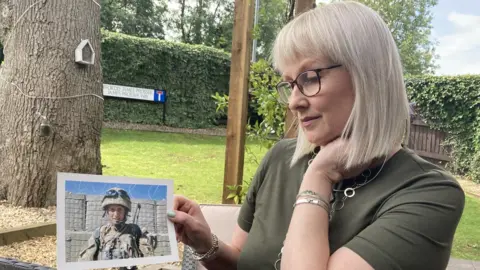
[344, 174, 465, 270]
[237, 141, 277, 232]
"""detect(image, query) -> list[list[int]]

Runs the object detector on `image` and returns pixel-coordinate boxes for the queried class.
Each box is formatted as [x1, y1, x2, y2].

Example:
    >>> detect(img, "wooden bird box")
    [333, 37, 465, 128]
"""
[75, 39, 95, 65]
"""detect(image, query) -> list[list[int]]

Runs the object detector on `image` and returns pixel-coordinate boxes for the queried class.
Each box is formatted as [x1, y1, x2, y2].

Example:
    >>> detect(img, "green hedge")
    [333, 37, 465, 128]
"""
[470, 114, 480, 182]
[101, 30, 231, 128]
[406, 76, 480, 134]
[406, 75, 480, 182]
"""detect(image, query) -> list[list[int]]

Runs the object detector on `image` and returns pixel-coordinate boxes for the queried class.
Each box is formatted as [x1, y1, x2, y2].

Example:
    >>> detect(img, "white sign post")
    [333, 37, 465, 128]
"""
[103, 84, 167, 122]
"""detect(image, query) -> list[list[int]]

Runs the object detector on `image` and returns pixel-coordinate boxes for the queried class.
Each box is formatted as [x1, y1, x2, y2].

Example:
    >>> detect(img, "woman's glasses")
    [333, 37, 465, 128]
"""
[275, 64, 342, 104]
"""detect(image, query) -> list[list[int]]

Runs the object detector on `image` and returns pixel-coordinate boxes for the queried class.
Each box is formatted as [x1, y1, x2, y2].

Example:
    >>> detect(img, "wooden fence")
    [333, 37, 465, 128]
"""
[407, 114, 452, 166]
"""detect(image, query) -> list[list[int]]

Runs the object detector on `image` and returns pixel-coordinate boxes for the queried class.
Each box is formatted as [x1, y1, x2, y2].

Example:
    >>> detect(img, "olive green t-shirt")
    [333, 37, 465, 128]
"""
[237, 139, 465, 270]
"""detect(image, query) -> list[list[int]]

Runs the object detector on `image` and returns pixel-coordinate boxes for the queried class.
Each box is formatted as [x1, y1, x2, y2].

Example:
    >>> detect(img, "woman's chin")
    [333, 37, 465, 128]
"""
[305, 131, 337, 147]
[306, 134, 327, 146]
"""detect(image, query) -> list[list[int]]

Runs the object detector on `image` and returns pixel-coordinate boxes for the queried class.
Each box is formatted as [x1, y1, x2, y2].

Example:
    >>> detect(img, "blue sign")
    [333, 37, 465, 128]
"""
[154, 89, 166, 103]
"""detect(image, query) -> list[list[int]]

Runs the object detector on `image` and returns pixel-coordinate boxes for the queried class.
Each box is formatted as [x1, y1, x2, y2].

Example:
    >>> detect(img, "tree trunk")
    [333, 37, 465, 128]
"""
[286, 0, 295, 22]
[192, 0, 204, 44]
[0, 0, 103, 207]
[180, 0, 187, 42]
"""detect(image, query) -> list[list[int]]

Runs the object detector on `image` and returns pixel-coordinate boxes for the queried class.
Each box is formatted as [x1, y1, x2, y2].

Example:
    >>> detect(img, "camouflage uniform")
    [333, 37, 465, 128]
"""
[78, 188, 154, 266]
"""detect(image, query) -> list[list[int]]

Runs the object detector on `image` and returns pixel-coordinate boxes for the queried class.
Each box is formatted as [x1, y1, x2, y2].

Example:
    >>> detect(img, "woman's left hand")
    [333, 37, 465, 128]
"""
[305, 138, 371, 184]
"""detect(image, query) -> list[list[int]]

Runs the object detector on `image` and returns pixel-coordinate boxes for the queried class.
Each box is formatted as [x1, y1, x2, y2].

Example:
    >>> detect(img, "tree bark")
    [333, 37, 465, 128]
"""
[286, 0, 295, 23]
[179, 0, 187, 42]
[0, 0, 103, 207]
[193, 0, 204, 44]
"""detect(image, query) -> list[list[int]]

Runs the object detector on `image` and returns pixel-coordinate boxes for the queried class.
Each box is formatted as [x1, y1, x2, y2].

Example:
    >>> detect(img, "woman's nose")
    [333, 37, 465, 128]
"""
[288, 84, 308, 112]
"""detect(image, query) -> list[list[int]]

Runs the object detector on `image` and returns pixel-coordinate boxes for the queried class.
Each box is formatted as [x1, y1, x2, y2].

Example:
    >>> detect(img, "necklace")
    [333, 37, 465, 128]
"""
[273, 149, 388, 270]
[329, 156, 387, 220]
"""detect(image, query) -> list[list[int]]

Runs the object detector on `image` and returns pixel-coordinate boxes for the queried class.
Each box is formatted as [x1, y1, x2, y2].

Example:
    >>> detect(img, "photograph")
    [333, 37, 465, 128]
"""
[56, 172, 179, 270]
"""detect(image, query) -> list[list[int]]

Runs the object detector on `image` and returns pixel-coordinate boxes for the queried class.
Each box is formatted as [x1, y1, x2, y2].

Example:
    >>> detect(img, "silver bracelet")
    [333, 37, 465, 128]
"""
[294, 197, 330, 214]
[187, 233, 219, 261]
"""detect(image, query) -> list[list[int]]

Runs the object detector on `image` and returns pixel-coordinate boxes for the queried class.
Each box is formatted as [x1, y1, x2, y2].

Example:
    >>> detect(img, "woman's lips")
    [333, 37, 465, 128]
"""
[301, 116, 321, 127]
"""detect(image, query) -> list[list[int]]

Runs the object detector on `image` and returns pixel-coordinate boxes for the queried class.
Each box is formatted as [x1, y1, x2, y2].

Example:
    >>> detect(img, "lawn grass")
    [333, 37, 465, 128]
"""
[452, 194, 480, 260]
[100, 128, 268, 204]
[101, 128, 479, 260]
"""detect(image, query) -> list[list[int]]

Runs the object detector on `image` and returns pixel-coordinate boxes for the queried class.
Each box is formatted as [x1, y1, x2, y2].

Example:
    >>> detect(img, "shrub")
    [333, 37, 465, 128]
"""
[213, 59, 285, 148]
[470, 150, 480, 183]
[405, 75, 480, 181]
[469, 115, 480, 183]
[101, 30, 231, 128]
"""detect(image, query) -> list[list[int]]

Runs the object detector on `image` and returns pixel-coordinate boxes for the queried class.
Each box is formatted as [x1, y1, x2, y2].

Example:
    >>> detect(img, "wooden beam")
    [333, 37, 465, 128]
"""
[284, 110, 298, 138]
[296, 0, 316, 14]
[284, 0, 316, 138]
[0, 222, 56, 246]
[222, 0, 255, 204]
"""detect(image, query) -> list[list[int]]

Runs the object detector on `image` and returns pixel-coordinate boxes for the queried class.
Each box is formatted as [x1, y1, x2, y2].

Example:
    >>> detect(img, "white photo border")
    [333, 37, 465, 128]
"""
[56, 172, 179, 270]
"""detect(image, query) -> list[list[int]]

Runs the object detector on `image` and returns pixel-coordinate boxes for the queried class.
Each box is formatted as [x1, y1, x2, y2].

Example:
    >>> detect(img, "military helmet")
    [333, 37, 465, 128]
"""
[101, 187, 132, 212]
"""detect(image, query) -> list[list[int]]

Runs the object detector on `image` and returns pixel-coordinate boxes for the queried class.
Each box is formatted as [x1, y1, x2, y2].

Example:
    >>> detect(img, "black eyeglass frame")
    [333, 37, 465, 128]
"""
[275, 64, 343, 101]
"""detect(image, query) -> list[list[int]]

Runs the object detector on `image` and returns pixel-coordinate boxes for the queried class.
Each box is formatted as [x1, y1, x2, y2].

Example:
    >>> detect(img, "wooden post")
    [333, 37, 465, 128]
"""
[296, 0, 316, 15]
[284, 0, 316, 138]
[222, 0, 255, 204]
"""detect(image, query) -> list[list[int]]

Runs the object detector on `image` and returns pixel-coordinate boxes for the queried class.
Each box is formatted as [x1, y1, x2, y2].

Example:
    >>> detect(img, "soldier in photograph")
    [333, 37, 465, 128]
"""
[78, 188, 155, 268]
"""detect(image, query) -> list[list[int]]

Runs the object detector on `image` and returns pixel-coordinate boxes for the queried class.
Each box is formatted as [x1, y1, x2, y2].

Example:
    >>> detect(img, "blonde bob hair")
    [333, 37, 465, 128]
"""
[271, 1, 411, 169]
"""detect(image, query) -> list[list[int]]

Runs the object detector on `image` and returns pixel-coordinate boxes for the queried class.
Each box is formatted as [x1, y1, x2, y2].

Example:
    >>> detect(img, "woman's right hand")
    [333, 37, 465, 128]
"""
[167, 195, 213, 253]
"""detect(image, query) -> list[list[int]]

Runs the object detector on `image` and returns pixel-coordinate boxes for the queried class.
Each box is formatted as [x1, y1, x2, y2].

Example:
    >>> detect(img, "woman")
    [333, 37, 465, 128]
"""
[167, 2, 465, 270]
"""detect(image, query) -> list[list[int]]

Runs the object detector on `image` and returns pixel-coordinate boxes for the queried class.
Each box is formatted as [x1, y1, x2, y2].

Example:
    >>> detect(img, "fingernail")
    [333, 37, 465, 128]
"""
[167, 210, 176, 218]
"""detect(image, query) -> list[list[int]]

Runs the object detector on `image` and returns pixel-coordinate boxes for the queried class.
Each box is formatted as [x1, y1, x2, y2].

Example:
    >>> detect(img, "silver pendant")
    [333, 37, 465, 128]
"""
[344, 188, 355, 198]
